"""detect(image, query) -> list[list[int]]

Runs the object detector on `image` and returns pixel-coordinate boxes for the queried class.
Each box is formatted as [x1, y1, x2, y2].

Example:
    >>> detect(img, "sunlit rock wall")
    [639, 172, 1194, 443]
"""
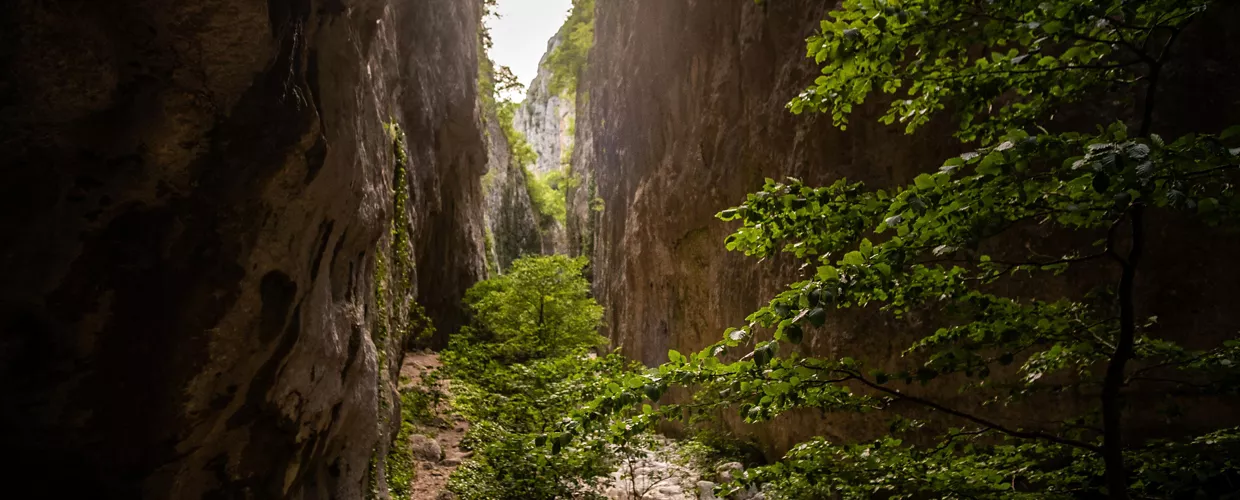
[573, 0, 1240, 457]
[515, 32, 575, 178]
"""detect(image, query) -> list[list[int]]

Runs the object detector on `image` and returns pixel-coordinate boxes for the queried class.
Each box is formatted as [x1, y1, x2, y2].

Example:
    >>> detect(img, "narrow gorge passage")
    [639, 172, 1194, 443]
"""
[4, 0, 1240, 499]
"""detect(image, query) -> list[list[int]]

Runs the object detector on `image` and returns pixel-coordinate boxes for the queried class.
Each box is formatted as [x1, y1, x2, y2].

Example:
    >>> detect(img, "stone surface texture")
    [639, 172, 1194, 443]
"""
[517, 32, 573, 257]
[571, 0, 1240, 457]
[482, 30, 572, 269]
[481, 105, 543, 273]
[515, 32, 575, 178]
[0, 0, 487, 498]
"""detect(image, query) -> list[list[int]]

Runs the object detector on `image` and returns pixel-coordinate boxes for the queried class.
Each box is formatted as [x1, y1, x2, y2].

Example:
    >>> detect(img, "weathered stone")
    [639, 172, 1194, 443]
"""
[481, 30, 573, 270]
[697, 480, 719, 500]
[410, 434, 443, 462]
[0, 0, 488, 497]
[516, 32, 575, 178]
[481, 105, 543, 273]
[715, 462, 743, 484]
[570, 0, 1240, 459]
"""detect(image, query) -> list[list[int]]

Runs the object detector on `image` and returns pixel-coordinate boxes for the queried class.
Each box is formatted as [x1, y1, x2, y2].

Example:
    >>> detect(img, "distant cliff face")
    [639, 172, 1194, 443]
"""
[573, 0, 1240, 456]
[0, 0, 486, 498]
[515, 34, 575, 178]
[482, 108, 543, 273]
[486, 31, 573, 262]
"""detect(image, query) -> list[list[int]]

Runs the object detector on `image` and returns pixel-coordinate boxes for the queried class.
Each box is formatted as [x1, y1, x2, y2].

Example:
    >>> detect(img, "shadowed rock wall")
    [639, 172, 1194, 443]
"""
[573, 0, 1240, 457]
[0, 0, 486, 498]
[482, 106, 543, 273]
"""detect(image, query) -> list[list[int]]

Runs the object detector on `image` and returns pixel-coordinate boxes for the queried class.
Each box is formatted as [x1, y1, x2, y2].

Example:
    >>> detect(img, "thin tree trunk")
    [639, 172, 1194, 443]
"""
[1101, 206, 1144, 500]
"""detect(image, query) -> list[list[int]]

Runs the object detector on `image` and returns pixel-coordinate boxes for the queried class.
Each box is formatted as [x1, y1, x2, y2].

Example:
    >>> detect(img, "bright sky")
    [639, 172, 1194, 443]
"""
[486, 0, 574, 98]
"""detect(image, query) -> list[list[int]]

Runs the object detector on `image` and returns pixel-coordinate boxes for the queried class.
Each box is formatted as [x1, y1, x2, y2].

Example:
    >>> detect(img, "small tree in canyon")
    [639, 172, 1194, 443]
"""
[570, 0, 1240, 498]
[444, 256, 623, 499]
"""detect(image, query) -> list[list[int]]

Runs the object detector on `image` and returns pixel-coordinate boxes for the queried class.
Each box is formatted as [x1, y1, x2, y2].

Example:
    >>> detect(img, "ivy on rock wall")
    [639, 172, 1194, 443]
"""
[368, 124, 437, 500]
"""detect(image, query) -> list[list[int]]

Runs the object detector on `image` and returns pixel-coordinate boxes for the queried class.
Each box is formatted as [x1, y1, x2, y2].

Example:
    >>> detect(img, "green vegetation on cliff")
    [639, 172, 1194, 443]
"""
[546, 0, 596, 97]
[498, 97, 567, 228]
[370, 123, 437, 499]
[559, 1, 1240, 499]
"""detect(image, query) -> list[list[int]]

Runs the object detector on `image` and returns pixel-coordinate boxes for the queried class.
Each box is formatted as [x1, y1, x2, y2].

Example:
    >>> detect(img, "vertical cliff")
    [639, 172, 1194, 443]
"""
[0, 0, 487, 498]
[574, 0, 956, 366]
[518, 34, 574, 257]
[482, 106, 543, 273]
[572, 0, 1240, 455]
[481, 31, 574, 266]
[515, 33, 576, 178]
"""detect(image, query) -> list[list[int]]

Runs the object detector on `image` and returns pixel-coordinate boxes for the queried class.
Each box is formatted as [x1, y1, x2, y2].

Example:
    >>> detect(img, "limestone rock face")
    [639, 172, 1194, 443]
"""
[515, 33, 575, 177]
[482, 31, 573, 270]
[482, 107, 543, 273]
[516, 32, 573, 257]
[573, 0, 1240, 457]
[0, 0, 487, 498]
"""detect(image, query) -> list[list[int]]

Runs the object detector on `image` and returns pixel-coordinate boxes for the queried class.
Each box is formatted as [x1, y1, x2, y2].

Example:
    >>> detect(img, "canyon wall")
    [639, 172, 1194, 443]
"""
[482, 31, 574, 264]
[515, 33, 575, 178]
[0, 0, 487, 498]
[482, 107, 543, 273]
[519, 42, 574, 257]
[573, 0, 1240, 456]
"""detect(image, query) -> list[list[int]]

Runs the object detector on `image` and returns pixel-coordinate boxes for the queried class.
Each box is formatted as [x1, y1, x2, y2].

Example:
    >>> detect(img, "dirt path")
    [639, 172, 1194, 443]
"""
[395, 352, 754, 500]
[399, 352, 470, 500]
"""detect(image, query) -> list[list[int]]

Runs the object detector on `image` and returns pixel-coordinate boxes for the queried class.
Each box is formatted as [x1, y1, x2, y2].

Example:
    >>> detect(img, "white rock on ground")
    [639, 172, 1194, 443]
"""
[409, 434, 443, 462]
[596, 437, 719, 500]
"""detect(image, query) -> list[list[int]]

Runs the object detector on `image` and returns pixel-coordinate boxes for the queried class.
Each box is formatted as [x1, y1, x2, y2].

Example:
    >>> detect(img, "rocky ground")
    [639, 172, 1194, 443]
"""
[597, 440, 762, 500]
[397, 352, 764, 500]
[399, 353, 471, 500]
[596, 437, 704, 500]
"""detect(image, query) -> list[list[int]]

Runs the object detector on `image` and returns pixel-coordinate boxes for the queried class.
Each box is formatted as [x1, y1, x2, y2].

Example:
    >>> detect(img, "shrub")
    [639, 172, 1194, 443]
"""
[444, 256, 624, 499]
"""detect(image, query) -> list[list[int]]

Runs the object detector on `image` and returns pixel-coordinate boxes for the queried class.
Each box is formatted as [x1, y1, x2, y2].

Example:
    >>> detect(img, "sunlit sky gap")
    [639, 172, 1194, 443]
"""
[486, 0, 574, 100]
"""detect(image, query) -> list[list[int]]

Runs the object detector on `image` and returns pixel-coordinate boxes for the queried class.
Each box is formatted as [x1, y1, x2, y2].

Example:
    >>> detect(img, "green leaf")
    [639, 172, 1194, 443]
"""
[914, 174, 936, 190]
[807, 307, 828, 327]
[784, 323, 804, 344]
[843, 251, 866, 266]
[644, 384, 662, 402]
[977, 152, 1003, 175]
[668, 349, 685, 363]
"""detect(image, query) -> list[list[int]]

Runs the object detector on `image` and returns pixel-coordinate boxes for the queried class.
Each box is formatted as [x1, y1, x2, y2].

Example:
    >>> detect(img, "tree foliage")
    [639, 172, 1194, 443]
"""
[564, 1, 1240, 499]
[456, 255, 603, 363]
[444, 256, 625, 499]
[525, 165, 573, 227]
